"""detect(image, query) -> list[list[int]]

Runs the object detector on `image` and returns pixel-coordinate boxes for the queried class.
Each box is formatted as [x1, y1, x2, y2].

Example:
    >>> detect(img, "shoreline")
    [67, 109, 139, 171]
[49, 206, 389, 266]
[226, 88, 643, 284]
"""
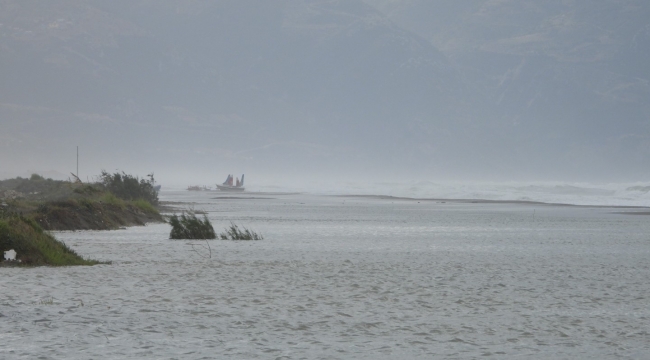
[158, 191, 650, 215]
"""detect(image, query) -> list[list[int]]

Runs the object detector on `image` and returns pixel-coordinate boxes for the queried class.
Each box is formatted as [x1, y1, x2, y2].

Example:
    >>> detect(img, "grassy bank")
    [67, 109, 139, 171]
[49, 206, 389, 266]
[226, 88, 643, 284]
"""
[0, 173, 161, 266]
[0, 174, 162, 231]
[0, 215, 102, 266]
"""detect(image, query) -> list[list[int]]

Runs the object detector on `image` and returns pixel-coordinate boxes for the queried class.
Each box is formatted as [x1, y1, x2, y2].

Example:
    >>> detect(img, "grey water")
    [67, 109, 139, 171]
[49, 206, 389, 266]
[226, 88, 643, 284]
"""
[1, 192, 649, 359]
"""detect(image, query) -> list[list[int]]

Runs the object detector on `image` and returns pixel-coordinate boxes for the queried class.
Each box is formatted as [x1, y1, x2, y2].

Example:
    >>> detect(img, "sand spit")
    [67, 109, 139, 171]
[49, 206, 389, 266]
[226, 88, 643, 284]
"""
[335, 194, 650, 209]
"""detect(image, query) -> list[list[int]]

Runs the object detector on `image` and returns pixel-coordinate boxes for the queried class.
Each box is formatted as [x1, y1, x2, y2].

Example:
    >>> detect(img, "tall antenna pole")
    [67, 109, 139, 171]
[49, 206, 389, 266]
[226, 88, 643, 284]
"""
[77, 146, 79, 178]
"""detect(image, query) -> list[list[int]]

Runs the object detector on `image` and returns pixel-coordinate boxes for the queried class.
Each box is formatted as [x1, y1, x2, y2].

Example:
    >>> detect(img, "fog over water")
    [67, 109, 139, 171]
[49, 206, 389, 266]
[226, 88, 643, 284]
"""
[1, 0, 650, 195]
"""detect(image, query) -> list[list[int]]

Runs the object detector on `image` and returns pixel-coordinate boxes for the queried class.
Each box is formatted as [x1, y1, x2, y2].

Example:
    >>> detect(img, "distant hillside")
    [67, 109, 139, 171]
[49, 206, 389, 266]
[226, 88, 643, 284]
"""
[365, 0, 650, 176]
[1, 0, 475, 174]
[1, 0, 649, 180]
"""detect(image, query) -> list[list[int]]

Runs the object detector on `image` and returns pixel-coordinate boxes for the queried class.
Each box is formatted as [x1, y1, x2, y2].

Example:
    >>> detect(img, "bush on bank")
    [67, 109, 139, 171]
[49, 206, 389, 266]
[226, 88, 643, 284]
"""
[99, 171, 158, 205]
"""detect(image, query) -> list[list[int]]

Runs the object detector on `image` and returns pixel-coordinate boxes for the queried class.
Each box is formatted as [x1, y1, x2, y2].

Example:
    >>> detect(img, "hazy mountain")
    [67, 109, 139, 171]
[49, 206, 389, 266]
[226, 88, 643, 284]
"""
[1, 0, 649, 183]
[365, 0, 650, 177]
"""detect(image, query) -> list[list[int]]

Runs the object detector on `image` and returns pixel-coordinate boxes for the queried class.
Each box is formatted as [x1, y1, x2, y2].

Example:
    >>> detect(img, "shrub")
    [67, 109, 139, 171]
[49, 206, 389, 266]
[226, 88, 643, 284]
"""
[219, 222, 263, 240]
[169, 213, 216, 239]
[99, 171, 158, 205]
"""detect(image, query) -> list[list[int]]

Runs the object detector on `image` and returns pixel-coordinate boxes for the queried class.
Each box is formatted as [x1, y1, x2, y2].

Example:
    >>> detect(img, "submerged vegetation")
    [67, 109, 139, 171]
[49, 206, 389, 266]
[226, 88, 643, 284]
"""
[168, 213, 263, 241]
[169, 213, 216, 239]
[220, 222, 264, 240]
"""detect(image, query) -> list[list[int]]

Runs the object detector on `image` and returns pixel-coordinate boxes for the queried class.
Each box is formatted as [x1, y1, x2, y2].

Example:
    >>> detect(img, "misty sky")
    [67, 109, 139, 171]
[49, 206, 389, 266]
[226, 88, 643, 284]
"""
[1, 0, 649, 186]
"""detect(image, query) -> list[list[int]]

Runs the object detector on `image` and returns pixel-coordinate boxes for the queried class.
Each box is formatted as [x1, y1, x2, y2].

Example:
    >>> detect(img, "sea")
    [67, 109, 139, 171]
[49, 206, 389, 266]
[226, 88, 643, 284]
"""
[1, 183, 649, 359]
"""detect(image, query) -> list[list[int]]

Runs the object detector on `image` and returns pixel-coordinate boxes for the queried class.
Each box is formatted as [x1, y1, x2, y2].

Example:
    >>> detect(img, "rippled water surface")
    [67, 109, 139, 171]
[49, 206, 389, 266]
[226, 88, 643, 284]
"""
[2, 192, 649, 359]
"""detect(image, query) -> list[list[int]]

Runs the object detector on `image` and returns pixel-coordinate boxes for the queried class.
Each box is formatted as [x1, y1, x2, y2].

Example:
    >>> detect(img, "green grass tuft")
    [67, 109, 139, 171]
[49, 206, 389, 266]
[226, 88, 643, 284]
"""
[133, 199, 158, 214]
[219, 222, 263, 240]
[100, 193, 125, 208]
[169, 213, 216, 239]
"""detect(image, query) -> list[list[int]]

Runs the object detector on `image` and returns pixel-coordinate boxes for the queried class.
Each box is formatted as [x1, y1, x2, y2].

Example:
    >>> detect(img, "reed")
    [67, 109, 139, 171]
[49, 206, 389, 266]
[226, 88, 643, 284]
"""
[169, 213, 216, 239]
[219, 222, 263, 240]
